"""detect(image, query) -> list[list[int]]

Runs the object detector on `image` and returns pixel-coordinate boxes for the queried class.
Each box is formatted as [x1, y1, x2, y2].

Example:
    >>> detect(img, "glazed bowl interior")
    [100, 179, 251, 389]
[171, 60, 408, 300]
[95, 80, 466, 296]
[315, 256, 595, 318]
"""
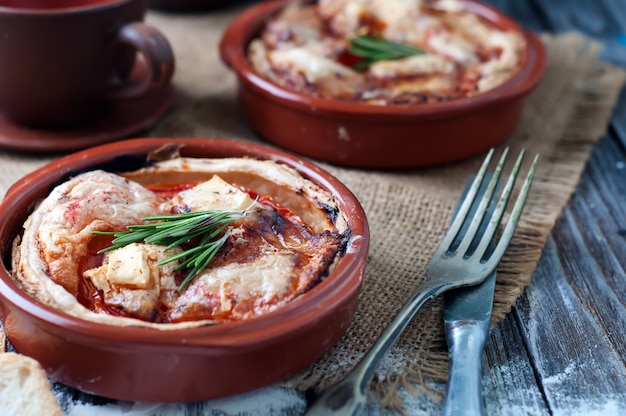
[0, 137, 369, 402]
[219, 0, 547, 168]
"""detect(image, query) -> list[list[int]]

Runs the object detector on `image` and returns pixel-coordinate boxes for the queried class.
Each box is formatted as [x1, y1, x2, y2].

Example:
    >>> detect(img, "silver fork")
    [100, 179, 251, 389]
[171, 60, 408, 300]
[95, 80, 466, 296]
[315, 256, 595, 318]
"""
[304, 148, 539, 416]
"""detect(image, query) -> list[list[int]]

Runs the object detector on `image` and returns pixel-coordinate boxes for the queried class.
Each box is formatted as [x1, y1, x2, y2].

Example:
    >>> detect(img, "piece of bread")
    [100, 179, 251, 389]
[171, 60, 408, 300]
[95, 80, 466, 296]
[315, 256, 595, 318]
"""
[0, 352, 64, 416]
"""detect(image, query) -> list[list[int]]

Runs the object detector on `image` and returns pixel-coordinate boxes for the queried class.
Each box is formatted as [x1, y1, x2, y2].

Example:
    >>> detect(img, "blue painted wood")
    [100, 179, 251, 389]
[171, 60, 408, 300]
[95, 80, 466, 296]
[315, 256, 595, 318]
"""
[483, 315, 550, 415]
[610, 89, 626, 149]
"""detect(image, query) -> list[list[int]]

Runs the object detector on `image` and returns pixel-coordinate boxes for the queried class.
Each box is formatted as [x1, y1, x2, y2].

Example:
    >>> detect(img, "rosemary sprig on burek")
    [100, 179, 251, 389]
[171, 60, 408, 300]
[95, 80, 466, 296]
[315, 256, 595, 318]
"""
[347, 35, 425, 71]
[93, 210, 246, 291]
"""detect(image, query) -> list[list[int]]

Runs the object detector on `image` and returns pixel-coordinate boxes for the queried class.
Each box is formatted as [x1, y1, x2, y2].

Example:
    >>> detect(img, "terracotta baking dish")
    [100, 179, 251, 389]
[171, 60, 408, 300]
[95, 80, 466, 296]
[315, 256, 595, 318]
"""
[0, 138, 369, 402]
[219, 0, 547, 169]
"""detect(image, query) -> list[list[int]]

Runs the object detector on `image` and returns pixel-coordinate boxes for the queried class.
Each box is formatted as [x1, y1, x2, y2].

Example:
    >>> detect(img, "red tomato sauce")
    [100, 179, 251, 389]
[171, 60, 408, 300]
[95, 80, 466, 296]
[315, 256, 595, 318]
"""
[146, 182, 198, 198]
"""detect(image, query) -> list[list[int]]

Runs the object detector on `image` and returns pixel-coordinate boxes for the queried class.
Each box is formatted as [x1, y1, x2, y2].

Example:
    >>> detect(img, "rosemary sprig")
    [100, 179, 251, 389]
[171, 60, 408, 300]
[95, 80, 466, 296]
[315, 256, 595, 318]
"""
[347, 35, 425, 71]
[93, 210, 246, 291]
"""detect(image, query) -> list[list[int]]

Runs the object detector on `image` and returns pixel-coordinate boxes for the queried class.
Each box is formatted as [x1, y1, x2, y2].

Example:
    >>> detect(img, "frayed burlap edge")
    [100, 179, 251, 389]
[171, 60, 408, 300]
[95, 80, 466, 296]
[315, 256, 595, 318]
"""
[283, 32, 626, 413]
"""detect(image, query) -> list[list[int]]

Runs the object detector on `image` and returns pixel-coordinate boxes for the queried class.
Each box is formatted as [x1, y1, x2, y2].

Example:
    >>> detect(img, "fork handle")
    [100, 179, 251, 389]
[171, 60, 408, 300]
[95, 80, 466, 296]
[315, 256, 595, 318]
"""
[305, 281, 446, 416]
[442, 321, 489, 416]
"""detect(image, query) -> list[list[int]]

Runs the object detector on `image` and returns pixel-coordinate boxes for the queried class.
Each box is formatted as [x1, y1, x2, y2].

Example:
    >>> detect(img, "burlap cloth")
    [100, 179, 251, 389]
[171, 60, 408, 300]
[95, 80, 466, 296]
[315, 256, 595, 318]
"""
[0, 5, 625, 413]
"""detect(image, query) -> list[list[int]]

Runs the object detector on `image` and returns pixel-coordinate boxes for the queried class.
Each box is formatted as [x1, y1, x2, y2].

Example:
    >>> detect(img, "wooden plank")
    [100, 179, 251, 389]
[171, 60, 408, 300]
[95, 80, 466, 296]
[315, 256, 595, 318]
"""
[513, 138, 626, 415]
[512, 137, 626, 414]
[483, 314, 550, 415]
[358, 316, 552, 415]
[526, 0, 589, 33]
[515, 234, 626, 415]
[576, 138, 626, 299]
[595, 2, 626, 65]
[482, 2, 626, 415]
[526, 0, 626, 66]
[483, 0, 547, 32]
[610, 89, 626, 150]
[51, 382, 309, 415]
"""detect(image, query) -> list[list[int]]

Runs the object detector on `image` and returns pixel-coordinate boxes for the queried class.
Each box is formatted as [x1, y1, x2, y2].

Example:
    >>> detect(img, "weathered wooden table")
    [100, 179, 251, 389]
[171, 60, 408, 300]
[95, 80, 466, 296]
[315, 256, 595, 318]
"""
[477, 1, 626, 415]
[47, 1, 626, 414]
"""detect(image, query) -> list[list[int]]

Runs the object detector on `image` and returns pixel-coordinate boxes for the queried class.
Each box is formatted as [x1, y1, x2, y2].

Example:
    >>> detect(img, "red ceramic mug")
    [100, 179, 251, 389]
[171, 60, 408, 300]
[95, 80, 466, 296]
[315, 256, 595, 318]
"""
[0, 0, 175, 127]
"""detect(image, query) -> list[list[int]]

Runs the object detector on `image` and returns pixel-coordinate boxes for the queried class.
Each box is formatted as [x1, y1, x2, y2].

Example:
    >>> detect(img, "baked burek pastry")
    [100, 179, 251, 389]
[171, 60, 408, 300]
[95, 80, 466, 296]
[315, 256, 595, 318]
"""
[248, 0, 526, 104]
[12, 157, 350, 329]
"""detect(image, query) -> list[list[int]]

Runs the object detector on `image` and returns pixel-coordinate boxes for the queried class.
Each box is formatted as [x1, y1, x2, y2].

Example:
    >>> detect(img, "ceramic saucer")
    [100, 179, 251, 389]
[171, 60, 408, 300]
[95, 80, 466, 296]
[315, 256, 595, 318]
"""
[0, 61, 174, 153]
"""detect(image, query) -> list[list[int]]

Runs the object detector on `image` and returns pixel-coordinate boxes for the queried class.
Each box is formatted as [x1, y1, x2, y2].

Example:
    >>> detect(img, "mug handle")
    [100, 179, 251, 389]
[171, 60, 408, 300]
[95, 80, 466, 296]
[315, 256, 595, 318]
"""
[107, 22, 175, 100]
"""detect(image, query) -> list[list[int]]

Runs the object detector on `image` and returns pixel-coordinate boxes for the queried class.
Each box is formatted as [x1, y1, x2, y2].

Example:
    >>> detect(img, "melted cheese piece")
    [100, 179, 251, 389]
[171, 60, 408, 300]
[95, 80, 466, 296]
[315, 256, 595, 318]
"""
[263, 2, 325, 47]
[175, 175, 259, 212]
[84, 244, 181, 319]
[270, 47, 357, 82]
[427, 31, 478, 64]
[266, 46, 366, 98]
[372, 0, 421, 25]
[368, 54, 455, 78]
[106, 244, 152, 288]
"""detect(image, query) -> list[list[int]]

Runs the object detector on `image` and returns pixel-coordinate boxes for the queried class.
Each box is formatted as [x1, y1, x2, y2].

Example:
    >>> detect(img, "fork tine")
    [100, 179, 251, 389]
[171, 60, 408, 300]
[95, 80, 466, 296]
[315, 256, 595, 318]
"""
[437, 148, 495, 253]
[476, 152, 539, 262]
[469, 148, 524, 258]
[455, 147, 510, 257]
